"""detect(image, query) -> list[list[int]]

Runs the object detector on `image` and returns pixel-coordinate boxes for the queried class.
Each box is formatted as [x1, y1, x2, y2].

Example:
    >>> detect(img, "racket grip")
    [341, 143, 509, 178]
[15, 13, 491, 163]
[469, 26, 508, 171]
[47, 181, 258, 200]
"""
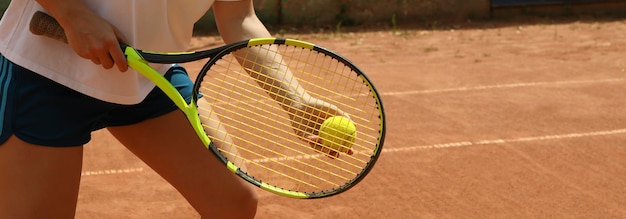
[29, 11, 68, 43]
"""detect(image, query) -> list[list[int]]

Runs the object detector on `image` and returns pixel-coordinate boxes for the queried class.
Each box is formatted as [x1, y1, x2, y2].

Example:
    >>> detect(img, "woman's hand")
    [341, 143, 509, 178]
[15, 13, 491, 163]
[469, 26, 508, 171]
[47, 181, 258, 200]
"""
[63, 11, 128, 72]
[288, 96, 353, 158]
[36, 1, 128, 71]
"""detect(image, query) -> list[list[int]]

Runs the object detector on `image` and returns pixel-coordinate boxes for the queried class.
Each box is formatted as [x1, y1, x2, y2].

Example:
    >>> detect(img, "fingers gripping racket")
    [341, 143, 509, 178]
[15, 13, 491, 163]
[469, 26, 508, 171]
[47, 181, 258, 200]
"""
[30, 11, 386, 198]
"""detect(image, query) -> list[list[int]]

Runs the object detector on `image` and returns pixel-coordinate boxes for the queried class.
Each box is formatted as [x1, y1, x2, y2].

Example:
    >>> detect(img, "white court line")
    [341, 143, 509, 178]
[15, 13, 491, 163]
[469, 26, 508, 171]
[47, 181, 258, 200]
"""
[250, 128, 626, 163]
[386, 128, 626, 153]
[381, 78, 625, 96]
[81, 168, 144, 176]
[80, 129, 626, 176]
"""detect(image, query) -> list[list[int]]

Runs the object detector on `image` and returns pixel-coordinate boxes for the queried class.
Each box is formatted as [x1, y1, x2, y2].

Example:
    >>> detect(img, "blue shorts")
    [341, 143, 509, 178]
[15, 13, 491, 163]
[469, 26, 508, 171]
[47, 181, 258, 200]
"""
[0, 54, 195, 147]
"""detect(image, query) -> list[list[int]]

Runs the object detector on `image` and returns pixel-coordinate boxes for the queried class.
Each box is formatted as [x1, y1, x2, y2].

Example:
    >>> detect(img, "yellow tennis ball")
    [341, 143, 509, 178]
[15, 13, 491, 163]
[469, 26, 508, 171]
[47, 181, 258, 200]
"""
[319, 116, 357, 153]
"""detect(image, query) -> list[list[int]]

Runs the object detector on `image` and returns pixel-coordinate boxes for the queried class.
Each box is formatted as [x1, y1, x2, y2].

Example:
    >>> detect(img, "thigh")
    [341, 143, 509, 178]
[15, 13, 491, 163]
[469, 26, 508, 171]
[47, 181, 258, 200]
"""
[0, 136, 83, 218]
[107, 110, 258, 218]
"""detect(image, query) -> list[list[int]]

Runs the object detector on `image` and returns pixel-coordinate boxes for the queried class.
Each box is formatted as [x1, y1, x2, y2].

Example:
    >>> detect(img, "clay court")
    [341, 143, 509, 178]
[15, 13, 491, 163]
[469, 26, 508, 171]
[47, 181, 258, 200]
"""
[75, 17, 626, 218]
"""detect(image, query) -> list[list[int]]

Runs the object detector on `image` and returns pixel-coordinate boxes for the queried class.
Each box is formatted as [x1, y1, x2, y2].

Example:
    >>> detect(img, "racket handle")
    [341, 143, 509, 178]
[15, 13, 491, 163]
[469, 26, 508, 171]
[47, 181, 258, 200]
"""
[29, 11, 68, 43]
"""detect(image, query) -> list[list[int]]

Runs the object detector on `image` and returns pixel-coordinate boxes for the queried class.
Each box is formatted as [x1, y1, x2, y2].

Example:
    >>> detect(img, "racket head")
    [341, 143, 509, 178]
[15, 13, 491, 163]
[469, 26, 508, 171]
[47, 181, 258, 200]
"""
[193, 38, 385, 198]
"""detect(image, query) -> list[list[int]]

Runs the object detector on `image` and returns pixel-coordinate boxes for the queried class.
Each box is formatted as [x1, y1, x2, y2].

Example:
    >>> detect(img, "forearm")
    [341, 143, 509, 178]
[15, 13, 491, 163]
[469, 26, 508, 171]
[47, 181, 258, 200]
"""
[213, 0, 271, 43]
[214, 1, 309, 109]
[241, 48, 310, 108]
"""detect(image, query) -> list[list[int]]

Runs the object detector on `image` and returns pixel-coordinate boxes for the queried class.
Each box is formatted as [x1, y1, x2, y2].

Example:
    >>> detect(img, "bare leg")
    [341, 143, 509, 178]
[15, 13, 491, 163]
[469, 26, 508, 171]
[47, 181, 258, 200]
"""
[107, 109, 258, 218]
[197, 99, 247, 169]
[0, 136, 83, 218]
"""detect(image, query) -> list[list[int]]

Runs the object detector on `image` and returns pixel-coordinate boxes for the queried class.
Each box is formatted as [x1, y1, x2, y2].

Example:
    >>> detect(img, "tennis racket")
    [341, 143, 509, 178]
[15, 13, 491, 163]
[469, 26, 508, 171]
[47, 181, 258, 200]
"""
[30, 11, 385, 199]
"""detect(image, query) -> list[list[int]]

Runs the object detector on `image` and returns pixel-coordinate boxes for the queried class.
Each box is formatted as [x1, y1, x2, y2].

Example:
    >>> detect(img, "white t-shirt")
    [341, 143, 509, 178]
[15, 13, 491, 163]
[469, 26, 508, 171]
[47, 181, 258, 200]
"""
[0, 0, 233, 104]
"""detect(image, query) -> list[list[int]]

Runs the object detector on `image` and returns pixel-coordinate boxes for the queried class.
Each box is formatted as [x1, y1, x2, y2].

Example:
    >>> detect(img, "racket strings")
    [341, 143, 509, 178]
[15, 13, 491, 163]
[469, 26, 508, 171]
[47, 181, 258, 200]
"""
[270, 46, 381, 129]
[199, 104, 357, 189]
[199, 75, 334, 155]
[204, 54, 378, 158]
[202, 120, 349, 188]
[197, 43, 383, 192]
[199, 89, 363, 187]
[241, 45, 378, 160]
[202, 59, 370, 152]
[198, 67, 366, 177]
[235, 47, 380, 140]
[199, 91, 368, 182]
[214, 46, 372, 186]
[249, 46, 382, 151]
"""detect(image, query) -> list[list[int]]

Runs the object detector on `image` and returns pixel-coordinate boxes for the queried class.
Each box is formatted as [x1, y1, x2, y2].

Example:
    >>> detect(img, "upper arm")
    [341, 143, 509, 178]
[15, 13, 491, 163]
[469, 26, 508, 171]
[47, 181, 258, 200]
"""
[212, 0, 272, 44]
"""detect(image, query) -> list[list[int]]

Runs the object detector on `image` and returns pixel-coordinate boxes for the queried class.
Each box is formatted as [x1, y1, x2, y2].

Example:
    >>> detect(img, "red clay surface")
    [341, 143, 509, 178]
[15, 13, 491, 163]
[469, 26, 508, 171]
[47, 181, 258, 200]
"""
[77, 18, 626, 218]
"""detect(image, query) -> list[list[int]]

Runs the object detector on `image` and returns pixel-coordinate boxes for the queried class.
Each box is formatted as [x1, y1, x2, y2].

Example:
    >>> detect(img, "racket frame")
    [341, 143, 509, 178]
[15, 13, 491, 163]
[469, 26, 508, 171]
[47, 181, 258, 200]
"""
[195, 38, 387, 198]
[122, 46, 211, 149]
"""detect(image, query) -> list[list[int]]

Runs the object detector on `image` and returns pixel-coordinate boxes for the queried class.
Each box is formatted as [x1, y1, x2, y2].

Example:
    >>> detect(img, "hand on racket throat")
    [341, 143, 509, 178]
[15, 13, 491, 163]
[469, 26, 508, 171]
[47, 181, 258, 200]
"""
[35, 0, 128, 71]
